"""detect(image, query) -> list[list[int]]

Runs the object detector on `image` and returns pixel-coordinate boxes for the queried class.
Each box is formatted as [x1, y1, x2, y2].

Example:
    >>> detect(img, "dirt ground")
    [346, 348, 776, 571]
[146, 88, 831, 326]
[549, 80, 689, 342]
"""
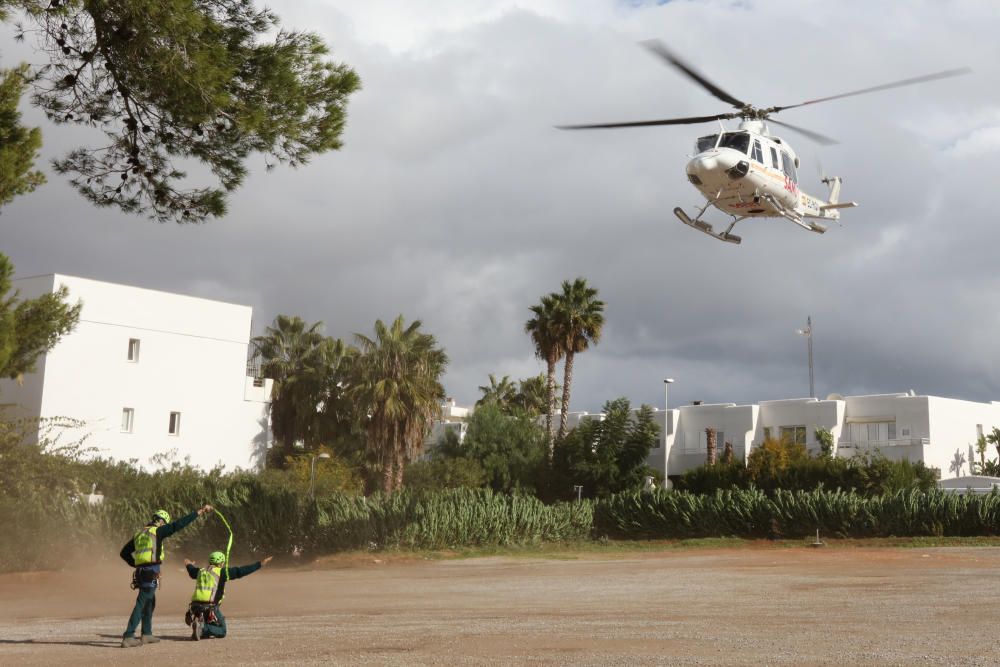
[2, 545, 1000, 666]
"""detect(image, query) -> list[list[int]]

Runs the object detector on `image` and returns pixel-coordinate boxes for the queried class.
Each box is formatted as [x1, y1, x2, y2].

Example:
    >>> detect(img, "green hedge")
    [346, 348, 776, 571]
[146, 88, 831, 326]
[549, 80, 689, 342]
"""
[593, 488, 1000, 539]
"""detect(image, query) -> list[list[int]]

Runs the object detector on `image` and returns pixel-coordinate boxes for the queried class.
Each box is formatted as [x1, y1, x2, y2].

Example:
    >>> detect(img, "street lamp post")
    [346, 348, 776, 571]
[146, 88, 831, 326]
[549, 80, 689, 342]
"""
[309, 452, 331, 499]
[796, 316, 815, 399]
[662, 378, 675, 489]
[663, 378, 674, 434]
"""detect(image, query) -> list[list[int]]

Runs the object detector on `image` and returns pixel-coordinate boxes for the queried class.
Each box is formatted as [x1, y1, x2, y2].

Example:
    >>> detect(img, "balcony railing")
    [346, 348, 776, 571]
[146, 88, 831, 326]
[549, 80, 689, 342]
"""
[682, 445, 745, 455]
[838, 438, 929, 449]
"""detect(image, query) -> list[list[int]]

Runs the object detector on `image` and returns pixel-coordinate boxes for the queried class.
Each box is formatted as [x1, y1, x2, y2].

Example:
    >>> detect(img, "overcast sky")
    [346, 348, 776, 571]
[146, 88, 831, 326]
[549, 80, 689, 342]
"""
[2, 0, 999, 413]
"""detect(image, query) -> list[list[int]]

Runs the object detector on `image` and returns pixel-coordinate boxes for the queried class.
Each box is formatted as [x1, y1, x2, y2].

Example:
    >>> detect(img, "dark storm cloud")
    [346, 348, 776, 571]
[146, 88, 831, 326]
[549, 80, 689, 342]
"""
[2, 0, 998, 413]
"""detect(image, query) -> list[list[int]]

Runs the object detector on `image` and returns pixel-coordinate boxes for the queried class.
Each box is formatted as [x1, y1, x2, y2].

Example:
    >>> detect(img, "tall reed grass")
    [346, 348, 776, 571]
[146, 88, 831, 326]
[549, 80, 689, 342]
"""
[593, 488, 1000, 539]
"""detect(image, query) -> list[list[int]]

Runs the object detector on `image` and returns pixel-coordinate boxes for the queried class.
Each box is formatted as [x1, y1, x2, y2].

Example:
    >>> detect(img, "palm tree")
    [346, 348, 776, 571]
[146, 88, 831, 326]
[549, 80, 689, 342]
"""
[253, 315, 344, 466]
[514, 373, 553, 416]
[525, 294, 563, 456]
[476, 373, 518, 411]
[348, 316, 447, 493]
[552, 278, 605, 442]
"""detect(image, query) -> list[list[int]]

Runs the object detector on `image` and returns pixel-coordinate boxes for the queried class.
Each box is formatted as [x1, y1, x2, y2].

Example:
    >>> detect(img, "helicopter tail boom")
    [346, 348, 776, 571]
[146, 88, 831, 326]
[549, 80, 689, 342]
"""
[823, 175, 843, 204]
[816, 176, 858, 216]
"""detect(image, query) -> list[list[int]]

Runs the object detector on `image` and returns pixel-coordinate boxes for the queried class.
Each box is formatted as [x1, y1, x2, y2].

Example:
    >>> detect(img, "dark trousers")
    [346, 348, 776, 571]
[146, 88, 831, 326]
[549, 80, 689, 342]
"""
[124, 588, 156, 637]
[202, 606, 227, 638]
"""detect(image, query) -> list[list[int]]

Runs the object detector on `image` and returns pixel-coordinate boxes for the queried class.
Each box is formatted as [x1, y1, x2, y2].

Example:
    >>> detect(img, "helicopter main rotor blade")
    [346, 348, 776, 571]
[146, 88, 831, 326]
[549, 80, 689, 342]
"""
[557, 113, 738, 130]
[640, 40, 748, 109]
[770, 67, 971, 113]
[767, 119, 838, 146]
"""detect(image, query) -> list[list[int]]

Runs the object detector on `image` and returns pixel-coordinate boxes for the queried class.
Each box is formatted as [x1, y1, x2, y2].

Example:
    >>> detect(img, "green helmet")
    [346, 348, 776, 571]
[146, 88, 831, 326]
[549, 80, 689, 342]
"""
[153, 509, 171, 523]
[208, 551, 226, 565]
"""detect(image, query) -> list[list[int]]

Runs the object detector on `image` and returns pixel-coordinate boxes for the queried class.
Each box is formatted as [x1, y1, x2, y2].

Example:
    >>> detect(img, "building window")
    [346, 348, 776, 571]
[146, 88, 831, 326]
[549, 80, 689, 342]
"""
[168, 412, 181, 436]
[888, 422, 897, 440]
[781, 426, 807, 445]
[127, 338, 141, 362]
[121, 408, 134, 433]
[763, 426, 772, 441]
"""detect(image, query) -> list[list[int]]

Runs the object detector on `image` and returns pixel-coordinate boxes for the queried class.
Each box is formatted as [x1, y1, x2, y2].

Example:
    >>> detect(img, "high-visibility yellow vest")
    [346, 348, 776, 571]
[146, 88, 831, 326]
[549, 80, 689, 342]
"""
[192, 566, 223, 603]
[132, 526, 164, 565]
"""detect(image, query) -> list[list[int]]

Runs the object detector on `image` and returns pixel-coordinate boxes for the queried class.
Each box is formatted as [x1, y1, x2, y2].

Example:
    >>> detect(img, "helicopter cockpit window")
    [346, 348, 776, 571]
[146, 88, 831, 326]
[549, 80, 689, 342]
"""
[695, 134, 718, 153]
[751, 140, 764, 163]
[717, 132, 750, 154]
[781, 151, 798, 183]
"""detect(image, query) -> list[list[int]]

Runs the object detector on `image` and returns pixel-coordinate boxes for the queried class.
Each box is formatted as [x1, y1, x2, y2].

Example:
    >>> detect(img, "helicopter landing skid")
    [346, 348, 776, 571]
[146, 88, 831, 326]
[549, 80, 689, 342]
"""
[673, 207, 742, 245]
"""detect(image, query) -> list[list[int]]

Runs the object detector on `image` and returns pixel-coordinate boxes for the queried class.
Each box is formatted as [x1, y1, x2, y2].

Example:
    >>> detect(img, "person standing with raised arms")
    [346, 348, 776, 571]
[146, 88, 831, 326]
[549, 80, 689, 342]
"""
[119, 504, 214, 648]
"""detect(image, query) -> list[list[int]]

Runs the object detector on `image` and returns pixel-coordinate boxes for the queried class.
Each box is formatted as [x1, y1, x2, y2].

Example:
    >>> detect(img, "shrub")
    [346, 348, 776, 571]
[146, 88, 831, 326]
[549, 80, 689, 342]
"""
[403, 457, 487, 491]
[675, 449, 937, 496]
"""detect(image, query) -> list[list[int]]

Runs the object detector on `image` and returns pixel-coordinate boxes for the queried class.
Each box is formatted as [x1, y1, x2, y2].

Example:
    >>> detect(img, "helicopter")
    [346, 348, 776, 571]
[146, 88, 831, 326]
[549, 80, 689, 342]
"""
[559, 41, 969, 244]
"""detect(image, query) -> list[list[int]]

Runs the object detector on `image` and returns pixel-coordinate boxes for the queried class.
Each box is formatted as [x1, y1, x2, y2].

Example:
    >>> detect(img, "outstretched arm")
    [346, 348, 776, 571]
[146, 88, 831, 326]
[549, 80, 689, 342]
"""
[158, 505, 213, 539]
[227, 556, 272, 580]
[184, 559, 199, 578]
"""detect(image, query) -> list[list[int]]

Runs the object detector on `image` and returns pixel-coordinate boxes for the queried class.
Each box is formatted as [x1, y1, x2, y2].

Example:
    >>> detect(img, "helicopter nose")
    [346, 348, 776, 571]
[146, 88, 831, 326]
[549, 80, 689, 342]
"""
[687, 155, 718, 183]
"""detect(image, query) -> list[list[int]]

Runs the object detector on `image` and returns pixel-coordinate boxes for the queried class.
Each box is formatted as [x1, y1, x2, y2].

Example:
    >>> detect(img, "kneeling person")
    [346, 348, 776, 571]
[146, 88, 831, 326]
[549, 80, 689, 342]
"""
[185, 551, 272, 639]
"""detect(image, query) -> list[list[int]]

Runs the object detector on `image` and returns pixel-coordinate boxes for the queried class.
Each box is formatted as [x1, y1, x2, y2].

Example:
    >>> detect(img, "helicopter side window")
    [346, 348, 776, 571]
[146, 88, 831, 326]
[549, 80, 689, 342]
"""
[769, 147, 780, 170]
[717, 132, 750, 154]
[781, 151, 798, 183]
[751, 140, 763, 163]
[695, 134, 718, 153]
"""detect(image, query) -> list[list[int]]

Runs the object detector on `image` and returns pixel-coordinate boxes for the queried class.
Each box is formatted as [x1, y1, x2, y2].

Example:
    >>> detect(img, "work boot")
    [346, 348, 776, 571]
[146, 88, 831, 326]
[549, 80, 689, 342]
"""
[140, 635, 161, 644]
[120, 637, 142, 648]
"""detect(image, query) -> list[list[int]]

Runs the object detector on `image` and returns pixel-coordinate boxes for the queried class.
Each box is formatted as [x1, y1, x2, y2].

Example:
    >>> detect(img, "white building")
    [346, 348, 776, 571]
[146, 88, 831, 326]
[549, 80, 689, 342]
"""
[414, 389, 999, 484]
[0, 274, 272, 471]
[423, 398, 470, 453]
[652, 392, 1000, 483]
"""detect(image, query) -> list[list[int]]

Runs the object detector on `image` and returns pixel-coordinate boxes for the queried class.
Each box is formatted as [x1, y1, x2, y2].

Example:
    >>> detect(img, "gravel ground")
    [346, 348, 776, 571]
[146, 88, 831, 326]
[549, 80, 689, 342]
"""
[2, 546, 999, 666]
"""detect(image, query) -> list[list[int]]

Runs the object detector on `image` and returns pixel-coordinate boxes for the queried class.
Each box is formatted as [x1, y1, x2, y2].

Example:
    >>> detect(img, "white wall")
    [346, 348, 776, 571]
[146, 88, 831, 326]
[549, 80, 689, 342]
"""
[665, 403, 758, 476]
[0, 275, 270, 471]
[757, 398, 845, 456]
[926, 397, 1000, 478]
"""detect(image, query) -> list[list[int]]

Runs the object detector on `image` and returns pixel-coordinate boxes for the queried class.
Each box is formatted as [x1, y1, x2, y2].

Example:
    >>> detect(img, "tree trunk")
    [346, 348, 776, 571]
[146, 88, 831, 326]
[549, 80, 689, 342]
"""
[381, 424, 396, 494]
[381, 457, 394, 494]
[545, 356, 557, 460]
[558, 352, 575, 442]
[394, 448, 405, 492]
[706, 427, 717, 465]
